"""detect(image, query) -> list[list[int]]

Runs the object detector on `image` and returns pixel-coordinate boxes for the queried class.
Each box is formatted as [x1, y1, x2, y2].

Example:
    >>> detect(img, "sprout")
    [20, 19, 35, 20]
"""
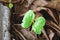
[21, 10, 46, 35]
[32, 17, 46, 34]
[21, 10, 35, 28]
[9, 3, 13, 9]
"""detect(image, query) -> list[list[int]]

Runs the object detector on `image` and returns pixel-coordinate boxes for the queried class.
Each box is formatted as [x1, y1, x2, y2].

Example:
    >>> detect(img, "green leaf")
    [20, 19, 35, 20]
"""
[32, 17, 46, 34]
[9, 3, 13, 9]
[21, 10, 35, 28]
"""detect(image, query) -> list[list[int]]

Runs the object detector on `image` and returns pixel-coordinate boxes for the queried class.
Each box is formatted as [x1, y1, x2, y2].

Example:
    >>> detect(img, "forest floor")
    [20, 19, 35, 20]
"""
[0, 0, 60, 40]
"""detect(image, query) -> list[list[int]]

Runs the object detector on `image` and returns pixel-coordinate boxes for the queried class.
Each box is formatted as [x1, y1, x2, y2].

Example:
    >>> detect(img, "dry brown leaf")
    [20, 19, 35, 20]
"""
[46, 20, 60, 34]
[13, 24, 37, 40]
[20, 29, 37, 40]
[33, 0, 48, 7]
[25, 0, 34, 7]
[35, 12, 43, 19]
[59, 14, 60, 26]
[42, 28, 49, 40]
[46, 0, 60, 11]
[30, 0, 48, 10]
[47, 9, 58, 24]
[33, 7, 58, 24]
[48, 29, 54, 40]
[0, 0, 23, 3]
[50, 21, 60, 31]
[12, 26, 26, 40]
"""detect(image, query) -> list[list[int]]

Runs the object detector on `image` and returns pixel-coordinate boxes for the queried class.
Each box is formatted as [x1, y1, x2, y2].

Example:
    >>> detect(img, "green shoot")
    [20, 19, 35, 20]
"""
[32, 17, 46, 34]
[21, 10, 46, 35]
[21, 10, 35, 28]
[8, 0, 13, 9]
[9, 3, 13, 9]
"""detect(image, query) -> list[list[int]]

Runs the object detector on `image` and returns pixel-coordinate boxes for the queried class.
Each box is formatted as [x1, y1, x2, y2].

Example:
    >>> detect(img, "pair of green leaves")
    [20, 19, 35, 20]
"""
[21, 10, 46, 34]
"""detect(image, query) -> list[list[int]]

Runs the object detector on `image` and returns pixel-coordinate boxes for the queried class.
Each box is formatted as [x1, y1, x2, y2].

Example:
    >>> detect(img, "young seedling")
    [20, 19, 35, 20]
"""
[21, 10, 46, 35]
[21, 10, 35, 28]
[8, 0, 13, 9]
[32, 17, 46, 34]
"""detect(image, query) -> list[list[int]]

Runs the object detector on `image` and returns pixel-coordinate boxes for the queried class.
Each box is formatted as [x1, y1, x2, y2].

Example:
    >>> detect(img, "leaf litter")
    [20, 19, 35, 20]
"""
[0, 0, 60, 40]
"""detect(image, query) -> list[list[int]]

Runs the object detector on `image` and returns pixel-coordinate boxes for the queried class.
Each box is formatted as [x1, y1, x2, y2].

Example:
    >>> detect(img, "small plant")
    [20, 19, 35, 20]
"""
[21, 10, 46, 34]
[32, 17, 46, 34]
[21, 10, 35, 28]
[8, 0, 13, 9]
